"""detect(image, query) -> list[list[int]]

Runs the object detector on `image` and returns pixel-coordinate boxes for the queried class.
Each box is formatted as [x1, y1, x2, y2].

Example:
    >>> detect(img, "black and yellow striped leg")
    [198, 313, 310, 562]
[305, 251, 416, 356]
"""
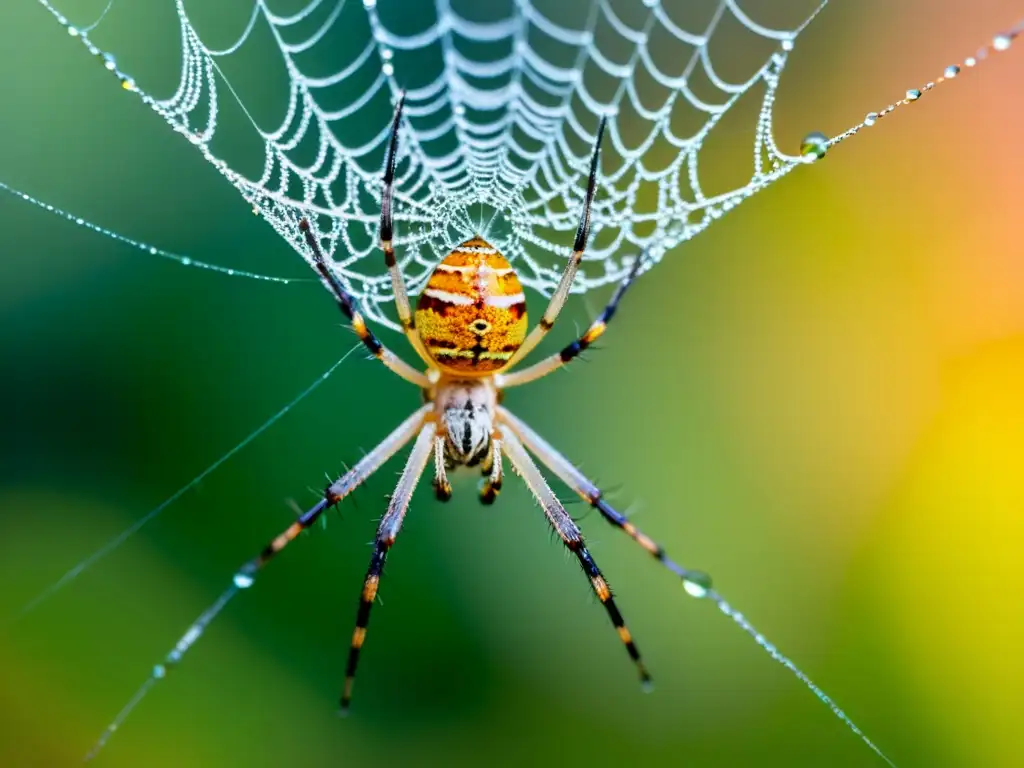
[479, 437, 502, 504]
[81, 407, 430, 760]
[379, 94, 434, 367]
[299, 218, 429, 388]
[506, 118, 606, 369]
[341, 421, 437, 713]
[502, 430, 651, 688]
[498, 254, 644, 389]
[498, 407, 712, 592]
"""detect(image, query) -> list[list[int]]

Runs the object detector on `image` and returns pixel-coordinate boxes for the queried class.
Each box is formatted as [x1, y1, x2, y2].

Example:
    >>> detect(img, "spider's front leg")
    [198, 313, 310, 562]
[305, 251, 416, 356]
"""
[505, 117, 606, 369]
[379, 93, 434, 367]
[300, 219, 429, 388]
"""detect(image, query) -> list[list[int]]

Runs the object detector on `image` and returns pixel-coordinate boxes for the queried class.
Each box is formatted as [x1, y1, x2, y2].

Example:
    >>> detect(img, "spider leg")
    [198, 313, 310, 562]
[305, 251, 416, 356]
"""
[380, 94, 435, 368]
[497, 407, 708, 586]
[433, 433, 452, 501]
[497, 252, 644, 388]
[300, 218, 429, 388]
[497, 406, 897, 766]
[479, 436, 503, 504]
[505, 118, 606, 370]
[83, 405, 431, 762]
[340, 420, 437, 713]
[501, 429, 651, 689]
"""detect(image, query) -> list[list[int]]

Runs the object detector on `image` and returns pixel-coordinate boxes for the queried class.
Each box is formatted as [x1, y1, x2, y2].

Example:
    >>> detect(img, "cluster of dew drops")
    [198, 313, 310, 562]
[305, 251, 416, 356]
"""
[798, 26, 1019, 162]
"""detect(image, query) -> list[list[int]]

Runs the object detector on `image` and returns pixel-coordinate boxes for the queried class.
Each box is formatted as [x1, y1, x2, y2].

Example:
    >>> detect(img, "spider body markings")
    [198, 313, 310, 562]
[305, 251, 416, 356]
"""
[415, 238, 529, 374]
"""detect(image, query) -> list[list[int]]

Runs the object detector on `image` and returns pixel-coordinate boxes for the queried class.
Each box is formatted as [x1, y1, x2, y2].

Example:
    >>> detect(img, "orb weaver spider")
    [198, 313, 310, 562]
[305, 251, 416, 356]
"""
[300, 95, 694, 712]
[89, 95, 715, 756]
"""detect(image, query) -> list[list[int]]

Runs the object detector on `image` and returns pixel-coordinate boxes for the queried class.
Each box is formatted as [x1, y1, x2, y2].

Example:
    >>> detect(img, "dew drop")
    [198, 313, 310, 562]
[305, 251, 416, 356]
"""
[362, 0, 376, 7]
[641, 678, 655, 693]
[120, 76, 136, 92]
[102, 53, 116, 71]
[905, 88, 921, 101]
[799, 130, 828, 161]
[153, 664, 166, 679]
[944, 64, 960, 78]
[149, 247, 158, 255]
[75, 218, 84, 226]
[993, 33, 1012, 51]
[454, 104, 466, 116]
[965, 56, 977, 67]
[863, 112, 877, 127]
[683, 570, 713, 599]
[781, 39, 794, 52]
[382, 62, 394, 77]
[180, 257, 192, 266]
[67, 26, 79, 37]
[233, 571, 254, 588]
[380, 48, 393, 61]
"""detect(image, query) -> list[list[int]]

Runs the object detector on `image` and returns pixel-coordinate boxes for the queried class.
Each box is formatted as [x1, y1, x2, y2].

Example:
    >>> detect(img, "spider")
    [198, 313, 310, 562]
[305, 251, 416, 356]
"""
[95, 95, 712, 740]
[296, 95, 714, 712]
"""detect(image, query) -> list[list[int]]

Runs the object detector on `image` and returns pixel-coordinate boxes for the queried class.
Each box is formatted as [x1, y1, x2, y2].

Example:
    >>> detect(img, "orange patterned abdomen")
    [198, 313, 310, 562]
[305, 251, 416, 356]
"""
[415, 237, 528, 374]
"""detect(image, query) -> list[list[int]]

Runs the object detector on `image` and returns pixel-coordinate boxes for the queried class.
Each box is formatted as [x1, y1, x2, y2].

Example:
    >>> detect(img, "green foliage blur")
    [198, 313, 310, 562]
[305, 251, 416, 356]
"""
[2, 2, 1022, 767]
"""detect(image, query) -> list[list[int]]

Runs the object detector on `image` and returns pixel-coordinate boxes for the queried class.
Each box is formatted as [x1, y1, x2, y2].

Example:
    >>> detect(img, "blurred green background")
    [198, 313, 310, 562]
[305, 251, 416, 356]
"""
[1, 2, 1023, 766]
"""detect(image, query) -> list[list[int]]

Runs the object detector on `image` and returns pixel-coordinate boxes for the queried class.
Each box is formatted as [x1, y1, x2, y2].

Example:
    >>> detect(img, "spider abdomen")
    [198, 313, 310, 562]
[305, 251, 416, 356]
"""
[415, 237, 528, 374]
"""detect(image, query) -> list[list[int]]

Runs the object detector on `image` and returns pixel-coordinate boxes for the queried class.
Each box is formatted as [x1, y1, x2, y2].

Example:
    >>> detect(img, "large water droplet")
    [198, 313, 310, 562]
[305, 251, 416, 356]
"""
[382, 62, 394, 77]
[905, 88, 921, 101]
[993, 33, 1012, 51]
[67, 26, 79, 37]
[863, 112, 878, 127]
[233, 571, 254, 588]
[800, 131, 828, 161]
[683, 570, 713, 599]
[944, 65, 960, 78]
[781, 39, 794, 52]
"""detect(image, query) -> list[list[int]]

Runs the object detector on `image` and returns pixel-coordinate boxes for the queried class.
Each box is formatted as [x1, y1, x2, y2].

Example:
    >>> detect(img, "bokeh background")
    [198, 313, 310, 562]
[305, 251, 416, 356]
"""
[1, 1, 1022, 766]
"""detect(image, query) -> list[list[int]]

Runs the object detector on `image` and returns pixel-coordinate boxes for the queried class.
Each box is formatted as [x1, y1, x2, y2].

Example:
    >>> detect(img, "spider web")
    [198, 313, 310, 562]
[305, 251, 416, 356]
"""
[37, 0, 833, 329]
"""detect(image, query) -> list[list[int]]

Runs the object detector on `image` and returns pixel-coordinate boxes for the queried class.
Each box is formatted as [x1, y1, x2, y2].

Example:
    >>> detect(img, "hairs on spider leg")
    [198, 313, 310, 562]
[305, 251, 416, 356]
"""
[8, 346, 362, 625]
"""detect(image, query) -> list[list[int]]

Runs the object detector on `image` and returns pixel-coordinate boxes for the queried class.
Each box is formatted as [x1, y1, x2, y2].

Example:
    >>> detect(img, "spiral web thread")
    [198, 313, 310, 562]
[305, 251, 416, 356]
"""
[34, 0, 845, 329]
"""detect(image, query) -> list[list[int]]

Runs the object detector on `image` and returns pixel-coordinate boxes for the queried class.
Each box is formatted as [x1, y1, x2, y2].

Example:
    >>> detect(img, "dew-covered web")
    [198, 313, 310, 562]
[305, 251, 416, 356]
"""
[13, 0, 1024, 764]
[35, 0, 840, 329]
